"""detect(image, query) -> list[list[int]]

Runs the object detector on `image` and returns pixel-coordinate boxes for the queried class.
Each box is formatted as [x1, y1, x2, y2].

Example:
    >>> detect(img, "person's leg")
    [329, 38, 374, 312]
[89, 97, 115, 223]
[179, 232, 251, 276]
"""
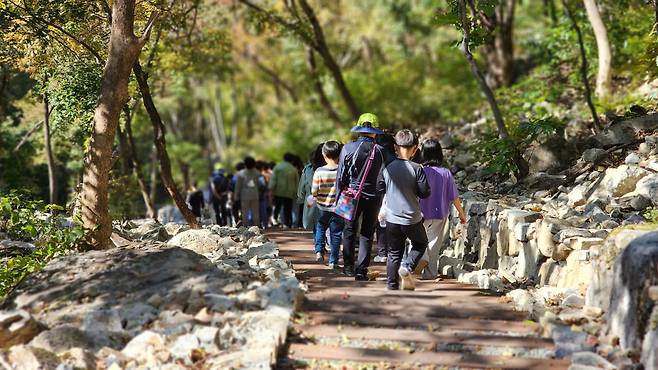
[259, 199, 268, 228]
[282, 197, 293, 227]
[250, 199, 260, 227]
[328, 213, 344, 265]
[424, 218, 447, 278]
[218, 197, 228, 226]
[314, 211, 330, 254]
[355, 197, 382, 277]
[402, 221, 430, 272]
[272, 196, 282, 224]
[212, 198, 221, 225]
[341, 202, 364, 275]
[241, 201, 250, 226]
[386, 222, 405, 289]
[376, 224, 387, 259]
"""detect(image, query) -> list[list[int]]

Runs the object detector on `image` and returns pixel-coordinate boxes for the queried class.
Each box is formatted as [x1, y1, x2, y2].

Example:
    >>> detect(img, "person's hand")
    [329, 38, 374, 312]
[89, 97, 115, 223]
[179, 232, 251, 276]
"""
[459, 213, 467, 224]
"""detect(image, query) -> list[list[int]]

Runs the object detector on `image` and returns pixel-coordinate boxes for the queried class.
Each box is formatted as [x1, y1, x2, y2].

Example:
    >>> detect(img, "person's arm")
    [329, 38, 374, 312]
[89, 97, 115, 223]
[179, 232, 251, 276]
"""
[336, 146, 349, 195]
[453, 198, 467, 224]
[269, 167, 278, 194]
[416, 166, 431, 199]
[297, 168, 307, 202]
[210, 180, 221, 199]
[376, 166, 387, 194]
[311, 171, 320, 197]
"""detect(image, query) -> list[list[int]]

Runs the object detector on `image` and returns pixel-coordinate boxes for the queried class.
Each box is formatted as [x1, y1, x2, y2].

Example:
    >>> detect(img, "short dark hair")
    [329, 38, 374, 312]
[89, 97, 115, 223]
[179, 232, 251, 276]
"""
[420, 139, 444, 166]
[244, 156, 256, 169]
[395, 129, 418, 148]
[311, 143, 327, 170]
[376, 133, 395, 155]
[255, 160, 266, 170]
[283, 152, 295, 163]
[322, 141, 342, 160]
[235, 162, 245, 171]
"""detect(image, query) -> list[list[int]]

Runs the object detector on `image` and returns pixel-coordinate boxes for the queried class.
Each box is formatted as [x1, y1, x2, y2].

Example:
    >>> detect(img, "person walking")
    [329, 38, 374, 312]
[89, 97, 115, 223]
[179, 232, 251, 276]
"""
[186, 181, 205, 219]
[270, 153, 299, 227]
[337, 113, 385, 280]
[229, 162, 245, 226]
[373, 133, 396, 264]
[234, 156, 262, 227]
[298, 143, 326, 230]
[209, 169, 230, 226]
[377, 129, 431, 291]
[312, 141, 344, 269]
[417, 139, 467, 278]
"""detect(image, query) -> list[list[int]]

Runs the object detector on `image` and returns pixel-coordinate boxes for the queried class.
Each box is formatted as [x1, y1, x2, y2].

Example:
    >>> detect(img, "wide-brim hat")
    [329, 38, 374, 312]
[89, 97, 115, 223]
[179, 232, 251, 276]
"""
[351, 112, 383, 135]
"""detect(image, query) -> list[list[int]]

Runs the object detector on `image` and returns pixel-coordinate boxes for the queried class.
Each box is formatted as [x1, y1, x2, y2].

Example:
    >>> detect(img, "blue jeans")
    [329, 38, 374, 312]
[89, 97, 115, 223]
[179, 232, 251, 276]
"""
[314, 210, 344, 264]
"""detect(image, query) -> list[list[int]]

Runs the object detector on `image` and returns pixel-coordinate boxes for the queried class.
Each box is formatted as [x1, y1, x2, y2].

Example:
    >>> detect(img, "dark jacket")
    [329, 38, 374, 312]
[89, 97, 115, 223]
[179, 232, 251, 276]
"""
[336, 136, 385, 200]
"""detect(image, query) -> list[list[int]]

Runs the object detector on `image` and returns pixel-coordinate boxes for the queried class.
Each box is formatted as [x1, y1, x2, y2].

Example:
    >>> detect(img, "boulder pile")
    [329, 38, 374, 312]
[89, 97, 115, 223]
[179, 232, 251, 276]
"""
[0, 222, 302, 369]
[435, 115, 658, 369]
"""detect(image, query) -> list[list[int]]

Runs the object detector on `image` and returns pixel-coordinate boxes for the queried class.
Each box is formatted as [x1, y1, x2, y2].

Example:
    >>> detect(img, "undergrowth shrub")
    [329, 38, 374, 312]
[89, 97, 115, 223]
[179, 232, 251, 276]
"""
[0, 192, 86, 297]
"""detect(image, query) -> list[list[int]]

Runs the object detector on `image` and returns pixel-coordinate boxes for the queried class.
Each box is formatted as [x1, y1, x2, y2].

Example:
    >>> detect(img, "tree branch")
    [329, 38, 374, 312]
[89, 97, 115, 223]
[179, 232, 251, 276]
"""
[138, 11, 160, 47]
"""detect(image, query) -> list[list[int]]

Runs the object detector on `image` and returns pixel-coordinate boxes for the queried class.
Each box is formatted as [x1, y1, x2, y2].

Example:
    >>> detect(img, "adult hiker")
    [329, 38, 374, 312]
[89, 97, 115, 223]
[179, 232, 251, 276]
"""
[336, 112, 385, 280]
[270, 153, 300, 227]
[186, 181, 205, 220]
[209, 168, 230, 226]
[297, 143, 326, 230]
[234, 156, 263, 227]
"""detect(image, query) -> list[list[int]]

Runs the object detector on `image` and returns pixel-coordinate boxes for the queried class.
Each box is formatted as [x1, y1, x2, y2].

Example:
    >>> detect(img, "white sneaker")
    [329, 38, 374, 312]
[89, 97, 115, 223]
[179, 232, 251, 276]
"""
[315, 252, 324, 262]
[328, 263, 337, 269]
[373, 255, 387, 263]
[399, 266, 415, 291]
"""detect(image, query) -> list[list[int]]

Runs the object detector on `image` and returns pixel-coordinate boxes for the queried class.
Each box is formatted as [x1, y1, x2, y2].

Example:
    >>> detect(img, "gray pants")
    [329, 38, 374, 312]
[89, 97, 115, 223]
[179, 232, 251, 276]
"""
[241, 199, 260, 227]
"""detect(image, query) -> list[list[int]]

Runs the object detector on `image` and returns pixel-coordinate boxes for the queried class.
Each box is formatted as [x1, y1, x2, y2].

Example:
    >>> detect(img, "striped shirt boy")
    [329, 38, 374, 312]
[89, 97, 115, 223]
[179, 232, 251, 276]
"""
[311, 165, 339, 211]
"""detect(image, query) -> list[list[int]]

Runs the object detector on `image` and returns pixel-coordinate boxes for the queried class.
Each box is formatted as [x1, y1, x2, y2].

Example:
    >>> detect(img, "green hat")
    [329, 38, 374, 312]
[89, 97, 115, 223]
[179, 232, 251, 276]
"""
[352, 113, 383, 134]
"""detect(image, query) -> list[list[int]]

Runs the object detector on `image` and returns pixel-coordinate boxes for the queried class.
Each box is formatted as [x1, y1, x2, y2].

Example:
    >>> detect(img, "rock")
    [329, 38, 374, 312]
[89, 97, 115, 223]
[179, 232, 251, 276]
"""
[537, 219, 557, 258]
[167, 229, 237, 255]
[625, 153, 641, 165]
[205, 294, 237, 312]
[552, 325, 595, 358]
[568, 185, 589, 207]
[607, 231, 658, 351]
[59, 347, 97, 370]
[631, 174, 658, 206]
[582, 148, 608, 163]
[0, 309, 45, 348]
[562, 294, 586, 308]
[513, 223, 534, 242]
[169, 333, 199, 360]
[439, 134, 455, 149]
[30, 325, 112, 353]
[570, 237, 604, 251]
[587, 165, 650, 202]
[122, 330, 166, 359]
[496, 219, 510, 257]
[554, 229, 593, 243]
[0, 240, 37, 256]
[193, 326, 220, 352]
[7, 345, 61, 370]
[557, 250, 594, 293]
[593, 113, 658, 148]
[641, 306, 658, 370]
[523, 173, 567, 190]
[507, 289, 535, 312]
[630, 195, 652, 211]
[516, 240, 543, 280]
[539, 259, 563, 286]
[570, 352, 617, 370]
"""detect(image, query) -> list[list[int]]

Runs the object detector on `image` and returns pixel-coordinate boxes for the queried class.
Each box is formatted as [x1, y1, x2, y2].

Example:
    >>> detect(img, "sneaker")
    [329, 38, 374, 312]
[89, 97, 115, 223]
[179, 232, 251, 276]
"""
[315, 252, 324, 262]
[355, 274, 368, 281]
[373, 255, 387, 263]
[414, 260, 429, 275]
[328, 263, 337, 269]
[387, 285, 399, 291]
[342, 266, 355, 277]
[399, 265, 416, 291]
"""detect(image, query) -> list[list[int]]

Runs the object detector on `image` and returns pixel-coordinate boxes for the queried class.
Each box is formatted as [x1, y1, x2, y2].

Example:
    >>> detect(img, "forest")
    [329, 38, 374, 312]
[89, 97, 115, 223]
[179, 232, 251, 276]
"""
[0, 0, 657, 281]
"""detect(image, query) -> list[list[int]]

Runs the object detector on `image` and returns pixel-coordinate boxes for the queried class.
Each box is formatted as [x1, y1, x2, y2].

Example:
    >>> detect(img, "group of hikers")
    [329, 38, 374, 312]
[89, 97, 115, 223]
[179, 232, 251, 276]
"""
[187, 112, 467, 291]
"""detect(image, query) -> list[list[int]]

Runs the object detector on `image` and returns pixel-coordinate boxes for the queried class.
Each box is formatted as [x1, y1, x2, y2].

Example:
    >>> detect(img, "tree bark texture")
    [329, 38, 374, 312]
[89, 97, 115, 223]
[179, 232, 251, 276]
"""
[458, 0, 529, 179]
[563, 0, 602, 132]
[480, 0, 516, 88]
[81, 0, 146, 249]
[583, 0, 612, 98]
[122, 106, 156, 219]
[43, 91, 57, 205]
[133, 61, 200, 228]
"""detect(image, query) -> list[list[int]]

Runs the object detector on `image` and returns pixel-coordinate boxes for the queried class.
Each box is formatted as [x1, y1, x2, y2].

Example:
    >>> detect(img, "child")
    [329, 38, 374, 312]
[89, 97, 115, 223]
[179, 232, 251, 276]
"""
[417, 139, 467, 279]
[377, 130, 431, 290]
[311, 141, 344, 268]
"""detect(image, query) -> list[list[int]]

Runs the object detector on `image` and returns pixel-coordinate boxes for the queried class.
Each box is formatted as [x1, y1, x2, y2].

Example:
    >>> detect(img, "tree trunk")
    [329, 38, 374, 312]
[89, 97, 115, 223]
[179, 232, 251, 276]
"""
[229, 77, 239, 146]
[133, 61, 199, 228]
[43, 90, 57, 205]
[116, 119, 132, 174]
[81, 0, 146, 249]
[458, 0, 529, 179]
[123, 106, 156, 219]
[149, 146, 158, 207]
[654, 0, 658, 29]
[481, 0, 516, 88]
[307, 48, 342, 127]
[544, 0, 558, 25]
[208, 86, 227, 159]
[563, 0, 603, 132]
[298, 0, 360, 120]
[583, 0, 612, 98]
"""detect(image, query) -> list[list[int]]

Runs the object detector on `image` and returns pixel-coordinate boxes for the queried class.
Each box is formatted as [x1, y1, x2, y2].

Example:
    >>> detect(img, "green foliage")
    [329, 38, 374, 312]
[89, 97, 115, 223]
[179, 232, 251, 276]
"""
[0, 192, 86, 297]
[472, 116, 564, 176]
[643, 207, 658, 224]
